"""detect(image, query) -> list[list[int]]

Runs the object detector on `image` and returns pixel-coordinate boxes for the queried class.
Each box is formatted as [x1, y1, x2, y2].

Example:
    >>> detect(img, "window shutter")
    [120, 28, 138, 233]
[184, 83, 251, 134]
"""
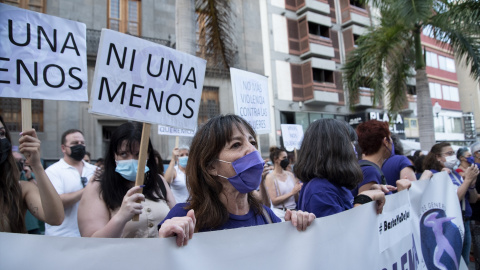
[298, 17, 310, 55]
[291, 64, 304, 100]
[330, 30, 340, 61]
[287, 19, 301, 55]
[302, 61, 313, 99]
[285, 0, 297, 11]
[343, 28, 354, 56]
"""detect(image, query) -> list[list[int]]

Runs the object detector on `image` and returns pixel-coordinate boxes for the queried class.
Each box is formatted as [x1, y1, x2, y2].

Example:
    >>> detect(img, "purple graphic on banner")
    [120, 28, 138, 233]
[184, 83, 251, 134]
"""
[420, 209, 462, 270]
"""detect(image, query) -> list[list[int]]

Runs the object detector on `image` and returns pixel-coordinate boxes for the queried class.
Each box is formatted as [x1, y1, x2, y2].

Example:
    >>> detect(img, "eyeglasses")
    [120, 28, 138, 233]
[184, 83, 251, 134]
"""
[80, 177, 88, 188]
[442, 151, 455, 156]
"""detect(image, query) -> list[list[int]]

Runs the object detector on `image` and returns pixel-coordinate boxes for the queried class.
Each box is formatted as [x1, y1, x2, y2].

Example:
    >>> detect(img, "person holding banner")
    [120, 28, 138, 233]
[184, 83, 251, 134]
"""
[423, 142, 479, 266]
[158, 115, 315, 247]
[0, 116, 64, 233]
[78, 122, 175, 238]
[352, 120, 399, 197]
[164, 146, 190, 203]
[295, 119, 386, 218]
[265, 146, 302, 220]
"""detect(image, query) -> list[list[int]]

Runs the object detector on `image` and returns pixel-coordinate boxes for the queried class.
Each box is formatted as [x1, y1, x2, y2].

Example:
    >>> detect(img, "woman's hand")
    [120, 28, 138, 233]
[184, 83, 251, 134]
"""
[441, 168, 452, 174]
[419, 170, 433, 180]
[172, 147, 180, 162]
[116, 186, 145, 223]
[291, 181, 303, 195]
[18, 129, 41, 167]
[284, 210, 315, 231]
[158, 209, 196, 247]
[464, 164, 479, 186]
[371, 184, 396, 194]
[358, 190, 385, 214]
[396, 179, 412, 192]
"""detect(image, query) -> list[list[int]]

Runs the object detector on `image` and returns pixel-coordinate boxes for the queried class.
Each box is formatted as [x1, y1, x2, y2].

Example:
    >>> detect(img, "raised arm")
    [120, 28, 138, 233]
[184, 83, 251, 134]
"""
[19, 129, 64, 225]
[164, 148, 179, 184]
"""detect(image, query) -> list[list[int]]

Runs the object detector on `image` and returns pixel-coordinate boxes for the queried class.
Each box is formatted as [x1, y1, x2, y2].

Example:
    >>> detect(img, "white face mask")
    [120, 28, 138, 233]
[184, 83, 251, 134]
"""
[443, 155, 458, 169]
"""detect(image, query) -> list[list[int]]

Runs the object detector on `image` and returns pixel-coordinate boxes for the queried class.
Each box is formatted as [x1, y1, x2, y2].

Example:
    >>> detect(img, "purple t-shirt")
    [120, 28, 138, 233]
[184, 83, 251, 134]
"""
[158, 203, 281, 232]
[297, 178, 353, 218]
[382, 155, 415, 188]
[351, 162, 392, 197]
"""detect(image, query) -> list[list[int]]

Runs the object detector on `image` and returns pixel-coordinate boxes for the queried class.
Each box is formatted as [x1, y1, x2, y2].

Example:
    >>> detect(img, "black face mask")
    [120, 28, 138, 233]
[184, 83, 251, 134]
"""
[69, 144, 86, 161]
[0, 138, 11, 165]
[280, 158, 290, 170]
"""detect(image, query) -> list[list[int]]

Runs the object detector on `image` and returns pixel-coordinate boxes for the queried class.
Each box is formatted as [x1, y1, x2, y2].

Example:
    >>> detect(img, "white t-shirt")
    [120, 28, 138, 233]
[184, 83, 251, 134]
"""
[45, 159, 97, 237]
[170, 165, 189, 203]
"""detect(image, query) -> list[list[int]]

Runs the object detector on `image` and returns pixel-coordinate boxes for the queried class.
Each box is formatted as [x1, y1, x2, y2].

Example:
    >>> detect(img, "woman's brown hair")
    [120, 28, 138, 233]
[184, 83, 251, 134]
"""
[423, 142, 451, 172]
[186, 114, 263, 231]
[0, 115, 26, 233]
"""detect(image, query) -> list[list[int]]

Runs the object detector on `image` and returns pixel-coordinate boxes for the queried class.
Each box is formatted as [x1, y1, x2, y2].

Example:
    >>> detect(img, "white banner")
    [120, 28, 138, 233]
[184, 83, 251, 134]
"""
[230, 68, 271, 134]
[0, 172, 467, 270]
[90, 29, 206, 129]
[157, 125, 195, 137]
[280, 124, 303, 151]
[0, 3, 88, 101]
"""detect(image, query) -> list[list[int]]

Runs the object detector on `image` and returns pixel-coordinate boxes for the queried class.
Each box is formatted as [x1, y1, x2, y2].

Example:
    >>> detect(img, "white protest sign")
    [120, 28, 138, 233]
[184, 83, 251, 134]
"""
[0, 173, 467, 270]
[230, 68, 270, 134]
[158, 125, 196, 137]
[90, 29, 206, 129]
[0, 3, 87, 101]
[280, 124, 303, 151]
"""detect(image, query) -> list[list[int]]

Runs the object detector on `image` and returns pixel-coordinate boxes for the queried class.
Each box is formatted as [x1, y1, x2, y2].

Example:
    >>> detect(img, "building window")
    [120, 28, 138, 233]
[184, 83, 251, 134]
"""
[445, 117, 462, 133]
[312, 68, 334, 83]
[350, 0, 365, 9]
[308, 22, 330, 39]
[108, 0, 141, 36]
[4, 0, 45, 12]
[426, 51, 438, 68]
[198, 86, 220, 125]
[0, 98, 44, 132]
[407, 85, 416, 95]
[429, 82, 442, 99]
[434, 116, 444, 133]
[353, 34, 360, 47]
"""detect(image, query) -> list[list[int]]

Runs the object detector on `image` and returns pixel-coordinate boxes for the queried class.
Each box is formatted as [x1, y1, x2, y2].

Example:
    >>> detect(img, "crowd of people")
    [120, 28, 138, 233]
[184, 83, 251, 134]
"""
[1, 114, 479, 267]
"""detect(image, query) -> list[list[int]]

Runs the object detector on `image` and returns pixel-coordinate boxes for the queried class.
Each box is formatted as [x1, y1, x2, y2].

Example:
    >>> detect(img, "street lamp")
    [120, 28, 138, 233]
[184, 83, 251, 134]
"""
[433, 102, 441, 118]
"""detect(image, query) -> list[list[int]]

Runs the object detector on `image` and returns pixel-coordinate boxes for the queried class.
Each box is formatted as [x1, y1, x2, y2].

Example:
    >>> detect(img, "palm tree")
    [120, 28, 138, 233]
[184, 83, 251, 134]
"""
[175, 0, 235, 69]
[343, 0, 480, 150]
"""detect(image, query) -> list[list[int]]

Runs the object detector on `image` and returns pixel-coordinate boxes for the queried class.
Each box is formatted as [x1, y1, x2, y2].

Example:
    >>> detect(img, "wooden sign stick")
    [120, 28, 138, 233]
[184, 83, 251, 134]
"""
[21, 99, 32, 159]
[294, 148, 298, 163]
[21, 99, 32, 131]
[175, 136, 179, 148]
[132, 122, 151, 221]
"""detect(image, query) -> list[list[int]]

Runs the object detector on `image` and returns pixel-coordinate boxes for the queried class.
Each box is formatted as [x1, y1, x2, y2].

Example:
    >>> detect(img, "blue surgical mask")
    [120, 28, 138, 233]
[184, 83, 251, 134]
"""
[217, 151, 265, 193]
[178, 156, 188, 168]
[115, 159, 150, 181]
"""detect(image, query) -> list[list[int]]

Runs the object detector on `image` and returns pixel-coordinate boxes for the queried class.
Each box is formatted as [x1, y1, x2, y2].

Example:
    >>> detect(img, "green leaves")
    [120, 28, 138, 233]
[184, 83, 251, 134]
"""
[196, 0, 236, 69]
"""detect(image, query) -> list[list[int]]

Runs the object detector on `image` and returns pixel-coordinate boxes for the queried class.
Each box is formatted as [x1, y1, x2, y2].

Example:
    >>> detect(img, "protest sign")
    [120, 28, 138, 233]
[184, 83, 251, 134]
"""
[90, 29, 206, 130]
[158, 125, 196, 137]
[0, 173, 467, 270]
[230, 68, 270, 134]
[0, 3, 87, 101]
[280, 124, 303, 151]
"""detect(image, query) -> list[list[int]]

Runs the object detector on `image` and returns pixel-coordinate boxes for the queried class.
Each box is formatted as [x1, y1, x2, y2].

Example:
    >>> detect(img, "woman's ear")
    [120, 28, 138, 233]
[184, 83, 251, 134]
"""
[206, 161, 217, 176]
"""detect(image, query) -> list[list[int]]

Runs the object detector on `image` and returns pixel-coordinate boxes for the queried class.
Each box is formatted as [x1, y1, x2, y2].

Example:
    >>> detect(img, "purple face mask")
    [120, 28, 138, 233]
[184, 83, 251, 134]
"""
[217, 151, 265, 193]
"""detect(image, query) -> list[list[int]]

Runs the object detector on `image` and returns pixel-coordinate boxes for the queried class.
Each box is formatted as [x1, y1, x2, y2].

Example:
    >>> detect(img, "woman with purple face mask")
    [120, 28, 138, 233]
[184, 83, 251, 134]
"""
[158, 115, 315, 247]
